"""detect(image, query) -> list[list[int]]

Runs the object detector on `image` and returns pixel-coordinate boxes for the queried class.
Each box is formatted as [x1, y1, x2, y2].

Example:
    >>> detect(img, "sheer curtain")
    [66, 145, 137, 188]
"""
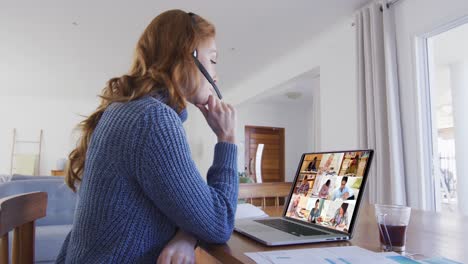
[355, 1, 407, 205]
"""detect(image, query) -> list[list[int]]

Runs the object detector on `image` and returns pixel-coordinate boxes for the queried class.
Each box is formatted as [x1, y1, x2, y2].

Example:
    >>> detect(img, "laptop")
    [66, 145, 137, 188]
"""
[234, 149, 374, 246]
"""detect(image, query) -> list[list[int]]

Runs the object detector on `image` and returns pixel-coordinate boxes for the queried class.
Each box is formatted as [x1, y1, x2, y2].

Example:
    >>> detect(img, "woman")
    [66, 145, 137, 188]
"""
[345, 157, 358, 175]
[287, 195, 301, 217]
[57, 10, 238, 263]
[297, 177, 310, 195]
[307, 157, 318, 171]
[330, 203, 349, 230]
[318, 179, 331, 198]
[324, 154, 334, 169]
[308, 199, 321, 223]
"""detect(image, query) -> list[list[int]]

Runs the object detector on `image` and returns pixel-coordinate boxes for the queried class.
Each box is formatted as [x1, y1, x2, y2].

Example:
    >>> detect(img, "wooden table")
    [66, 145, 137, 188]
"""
[200, 205, 468, 263]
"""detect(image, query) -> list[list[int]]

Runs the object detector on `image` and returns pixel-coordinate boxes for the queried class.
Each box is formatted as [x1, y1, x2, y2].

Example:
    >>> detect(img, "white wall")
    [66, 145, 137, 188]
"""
[0, 96, 97, 175]
[226, 19, 358, 151]
[393, 0, 468, 209]
[236, 103, 312, 182]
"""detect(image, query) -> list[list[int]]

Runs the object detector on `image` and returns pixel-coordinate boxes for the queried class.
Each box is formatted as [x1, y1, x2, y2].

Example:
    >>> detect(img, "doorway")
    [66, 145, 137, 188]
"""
[245, 126, 285, 182]
[418, 18, 468, 213]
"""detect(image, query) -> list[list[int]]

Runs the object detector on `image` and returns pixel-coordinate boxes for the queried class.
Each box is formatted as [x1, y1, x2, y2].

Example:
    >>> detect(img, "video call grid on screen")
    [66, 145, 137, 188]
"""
[284, 150, 371, 233]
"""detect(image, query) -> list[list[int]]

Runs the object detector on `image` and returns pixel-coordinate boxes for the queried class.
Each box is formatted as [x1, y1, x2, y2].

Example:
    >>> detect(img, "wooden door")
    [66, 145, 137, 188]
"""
[245, 126, 285, 182]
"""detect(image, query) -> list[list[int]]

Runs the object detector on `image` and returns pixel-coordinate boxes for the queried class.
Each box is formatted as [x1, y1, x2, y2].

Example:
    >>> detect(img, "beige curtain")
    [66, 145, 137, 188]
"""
[355, 1, 407, 205]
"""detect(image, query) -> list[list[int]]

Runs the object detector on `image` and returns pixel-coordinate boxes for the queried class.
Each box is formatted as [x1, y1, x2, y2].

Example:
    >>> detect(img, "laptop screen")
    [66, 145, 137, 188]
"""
[284, 150, 373, 234]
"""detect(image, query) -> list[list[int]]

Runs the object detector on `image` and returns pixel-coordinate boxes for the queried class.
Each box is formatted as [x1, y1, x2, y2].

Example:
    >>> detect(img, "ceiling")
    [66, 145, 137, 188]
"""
[0, 0, 369, 98]
[243, 69, 319, 106]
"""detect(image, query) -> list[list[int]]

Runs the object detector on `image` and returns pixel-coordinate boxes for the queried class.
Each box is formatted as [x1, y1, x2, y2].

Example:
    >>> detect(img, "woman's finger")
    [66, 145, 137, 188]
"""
[156, 252, 168, 264]
[173, 253, 185, 264]
[207, 94, 215, 112]
[224, 101, 231, 112]
[196, 104, 208, 118]
[212, 96, 221, 112]
[183, 254, 195, 264]
[181, 256, 192, 264]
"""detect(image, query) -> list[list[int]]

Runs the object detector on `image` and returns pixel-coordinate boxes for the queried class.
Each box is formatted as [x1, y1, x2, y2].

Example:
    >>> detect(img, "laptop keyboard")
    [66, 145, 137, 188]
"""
[255, 219, 328, 237]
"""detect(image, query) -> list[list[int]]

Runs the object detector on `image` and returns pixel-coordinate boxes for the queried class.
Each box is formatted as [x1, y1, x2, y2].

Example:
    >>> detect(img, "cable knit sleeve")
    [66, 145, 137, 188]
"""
[135, 104, 238, 244]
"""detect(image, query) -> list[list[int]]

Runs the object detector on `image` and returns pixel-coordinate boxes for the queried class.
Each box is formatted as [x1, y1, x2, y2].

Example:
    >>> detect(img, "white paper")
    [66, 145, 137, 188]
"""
[235, 203, 269, 220]
[245, 246, 411, 264]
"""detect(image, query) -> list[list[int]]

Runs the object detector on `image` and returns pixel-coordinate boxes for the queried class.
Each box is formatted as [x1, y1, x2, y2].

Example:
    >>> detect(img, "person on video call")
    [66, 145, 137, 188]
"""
[56, 10, 238, 264]
[308, 199, 321, 223]
[330, 203, 349, 230]
[297, 177, 310, 196]
[318, 154, 334, 174]
[307, 157, 318, 171]
[345, 154, 360, 175]
[331, 176, 355, 200]
[288, 195, 303, 218]
[318, 179, 331, 199]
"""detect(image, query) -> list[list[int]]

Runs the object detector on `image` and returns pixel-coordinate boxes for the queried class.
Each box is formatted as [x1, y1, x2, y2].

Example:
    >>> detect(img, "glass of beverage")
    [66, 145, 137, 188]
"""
[374, 204, 411, 252]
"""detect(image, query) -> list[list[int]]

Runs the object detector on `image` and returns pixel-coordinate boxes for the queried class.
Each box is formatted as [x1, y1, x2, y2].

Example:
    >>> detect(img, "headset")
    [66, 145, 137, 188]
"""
[188, 12, 223, 100]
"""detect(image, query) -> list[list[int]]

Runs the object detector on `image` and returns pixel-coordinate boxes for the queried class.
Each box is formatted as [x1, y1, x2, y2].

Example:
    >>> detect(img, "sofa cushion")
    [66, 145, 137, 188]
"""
[11, 174, 64, 181]
[35, 225, 72, 262]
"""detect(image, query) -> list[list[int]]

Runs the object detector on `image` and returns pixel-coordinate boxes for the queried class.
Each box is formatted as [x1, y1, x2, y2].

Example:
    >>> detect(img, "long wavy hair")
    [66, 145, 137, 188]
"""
[65, 9, 215, 192]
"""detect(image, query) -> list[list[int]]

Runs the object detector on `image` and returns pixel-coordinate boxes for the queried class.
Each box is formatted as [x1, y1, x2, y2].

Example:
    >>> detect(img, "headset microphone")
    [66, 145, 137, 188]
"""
[192, 50, 223, 100]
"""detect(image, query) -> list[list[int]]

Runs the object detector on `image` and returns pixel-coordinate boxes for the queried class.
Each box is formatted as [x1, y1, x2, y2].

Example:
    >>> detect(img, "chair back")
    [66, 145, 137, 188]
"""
[0, 180, 75, 226]
[0, 192, 47, 264]
[238, 182, 292, 208]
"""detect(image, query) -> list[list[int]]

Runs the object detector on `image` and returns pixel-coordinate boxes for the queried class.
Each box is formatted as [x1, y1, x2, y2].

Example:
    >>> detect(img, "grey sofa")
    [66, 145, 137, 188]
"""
[11, 174, 65, 181]
[0, 176, 76, 263]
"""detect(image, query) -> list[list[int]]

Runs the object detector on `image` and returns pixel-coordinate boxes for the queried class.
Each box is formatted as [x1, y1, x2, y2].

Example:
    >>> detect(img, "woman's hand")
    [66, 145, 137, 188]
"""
[157, 230, 197, 264]
[196, 95, 236, 144]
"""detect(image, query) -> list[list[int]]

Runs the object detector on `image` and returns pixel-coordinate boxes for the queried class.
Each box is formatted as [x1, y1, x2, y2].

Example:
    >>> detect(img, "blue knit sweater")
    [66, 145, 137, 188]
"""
[56, 96, 238, 263]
